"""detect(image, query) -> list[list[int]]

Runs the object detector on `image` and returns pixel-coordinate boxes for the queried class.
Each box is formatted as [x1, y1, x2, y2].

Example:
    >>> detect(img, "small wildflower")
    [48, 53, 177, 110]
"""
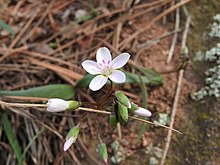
[82, 47, 130, 91]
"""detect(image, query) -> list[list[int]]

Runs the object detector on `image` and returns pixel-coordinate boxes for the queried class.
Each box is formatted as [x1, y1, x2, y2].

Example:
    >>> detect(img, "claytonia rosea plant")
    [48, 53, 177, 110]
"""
[0, 45, 180, 164]
[82, 47, 130, 91]
[41, 47, 177, 164]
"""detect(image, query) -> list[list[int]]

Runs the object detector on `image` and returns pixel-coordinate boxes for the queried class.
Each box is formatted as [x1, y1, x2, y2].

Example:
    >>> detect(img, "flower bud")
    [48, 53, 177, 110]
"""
[115, 91, 131, 108]
[46, 99, 79, 112]
[118, 102, 128, 122]
[64, 124, 80, 151]
[46, 98, 69, 112]
[98, 142, 108, 165]
[64, 136, 75, 151]
[133, 107, 152, 117]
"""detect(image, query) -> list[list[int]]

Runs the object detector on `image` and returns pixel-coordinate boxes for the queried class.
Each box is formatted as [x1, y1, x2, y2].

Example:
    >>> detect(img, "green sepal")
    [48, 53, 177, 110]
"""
[128, 102, 139, 112]
[115, 91, 131, 108]
[67, 101, 79, 111]
[117, 102, 128, 122]
[109, 113, 118, 129]
[65, 124, 80, 141]
[98, 143, 108, 163]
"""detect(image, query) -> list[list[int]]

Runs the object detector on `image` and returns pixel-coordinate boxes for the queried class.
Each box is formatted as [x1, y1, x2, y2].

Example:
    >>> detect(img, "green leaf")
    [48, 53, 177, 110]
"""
[125, 70, 163, 85]
[135, 76, 148, 144]
[117, 102, 128, 123]
[98, 143, 108, 164]
[109, 113, 118, 129]
[76, 74, 95, 88]
[0, 19, 15, 35]
[0, 84, 75, 100]
[2, 112, 23, 165]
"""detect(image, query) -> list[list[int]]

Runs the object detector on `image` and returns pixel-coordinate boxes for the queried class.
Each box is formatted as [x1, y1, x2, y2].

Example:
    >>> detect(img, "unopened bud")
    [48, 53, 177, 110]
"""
[47, 98, 69, 112]
[133, 107, 152, 117]
[115, 91, 131, 108]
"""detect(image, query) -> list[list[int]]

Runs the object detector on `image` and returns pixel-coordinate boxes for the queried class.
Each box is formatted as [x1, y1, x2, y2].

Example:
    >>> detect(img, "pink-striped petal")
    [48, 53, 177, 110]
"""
[110, 53, 130, 69]
[96, 47, 112, 65]
[82, 60, 103, 75]
[109, 70, 126, 83]
[89, 75, 108, 91]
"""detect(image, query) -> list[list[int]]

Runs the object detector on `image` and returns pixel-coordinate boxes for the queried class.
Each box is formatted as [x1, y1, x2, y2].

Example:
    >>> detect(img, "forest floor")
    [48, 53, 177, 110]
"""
[0, 0, 219, 165]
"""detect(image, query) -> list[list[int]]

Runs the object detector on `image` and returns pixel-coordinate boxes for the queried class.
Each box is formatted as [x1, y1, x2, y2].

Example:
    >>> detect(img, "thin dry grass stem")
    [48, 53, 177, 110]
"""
[160, 15, 192, 165]
[6, 105, 63, 139]
[22, 2, 54, 44]
[133, 0, 168, 10]
[0, 100, 47, 108]
[0, 12, 38, 62]
[28, 57, 83, 81]
[167, 7, 180, 63]
[119, 0, 191, 50]
[22, 51, 81, 71]
[48, 38, 78, 56]
[129, 0, 172, 20]
[78, 107, 181, 134]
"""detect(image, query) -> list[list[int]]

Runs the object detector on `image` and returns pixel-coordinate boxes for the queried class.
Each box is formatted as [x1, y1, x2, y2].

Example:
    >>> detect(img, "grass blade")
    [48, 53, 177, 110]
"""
[135, 76, 148, 144]
[20, 127, 45, 162]
[0, 19, 15, 35]
[2, 112, 23, 165]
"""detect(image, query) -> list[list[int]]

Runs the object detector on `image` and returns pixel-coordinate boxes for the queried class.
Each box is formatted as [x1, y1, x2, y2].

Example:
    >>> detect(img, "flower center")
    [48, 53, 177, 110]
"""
[99, 60, 112, 76]
[102, 66, 112, 76]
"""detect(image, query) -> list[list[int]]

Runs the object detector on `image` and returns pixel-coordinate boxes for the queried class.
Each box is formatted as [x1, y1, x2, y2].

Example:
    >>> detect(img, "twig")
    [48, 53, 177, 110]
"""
[167, 7, 180, 63]
[138, 28, 182, 49]
[160, 15, 191, 165]
[28, 57, 83, 81]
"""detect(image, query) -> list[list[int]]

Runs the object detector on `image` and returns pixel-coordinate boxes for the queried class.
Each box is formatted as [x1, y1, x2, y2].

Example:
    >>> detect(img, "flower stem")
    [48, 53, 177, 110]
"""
[0, 100, 182, 134]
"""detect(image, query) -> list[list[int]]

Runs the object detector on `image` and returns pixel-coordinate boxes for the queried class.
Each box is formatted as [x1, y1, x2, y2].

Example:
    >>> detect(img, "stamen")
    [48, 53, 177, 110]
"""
[102, 60, 106, 64]
[107, 60, 110, 64]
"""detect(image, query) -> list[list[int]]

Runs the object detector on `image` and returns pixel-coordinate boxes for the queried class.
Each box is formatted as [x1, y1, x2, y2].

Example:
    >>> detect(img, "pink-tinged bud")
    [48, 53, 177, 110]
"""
[63, 137, 75, 151]
[46, 98, 69, 112]
[133, 107, 152, 117]
[104, 159, 108, 165]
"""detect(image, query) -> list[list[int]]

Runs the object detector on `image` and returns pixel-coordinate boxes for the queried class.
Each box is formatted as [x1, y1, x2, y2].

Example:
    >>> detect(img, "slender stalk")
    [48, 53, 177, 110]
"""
[0, 100, 47, 107]
[0, 100, 182, 134]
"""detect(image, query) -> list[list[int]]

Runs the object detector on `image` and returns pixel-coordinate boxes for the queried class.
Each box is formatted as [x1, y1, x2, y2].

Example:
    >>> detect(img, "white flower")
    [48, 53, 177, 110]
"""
[82, 47, 130, 91]
[134, 107, 152, 117]
[46, 98, 69, 112]
[64, 137, 75, 151]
